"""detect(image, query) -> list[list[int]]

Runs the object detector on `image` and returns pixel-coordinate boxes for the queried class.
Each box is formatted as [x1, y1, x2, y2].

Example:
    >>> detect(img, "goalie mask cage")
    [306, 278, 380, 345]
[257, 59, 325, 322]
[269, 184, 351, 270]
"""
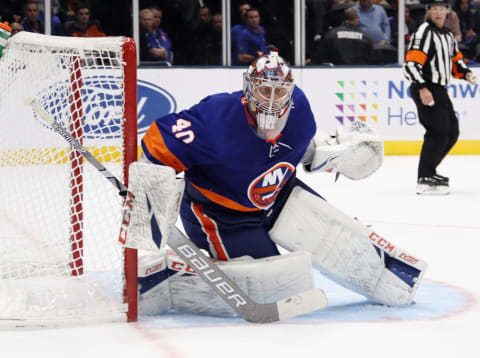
[0, 32, 138, 326]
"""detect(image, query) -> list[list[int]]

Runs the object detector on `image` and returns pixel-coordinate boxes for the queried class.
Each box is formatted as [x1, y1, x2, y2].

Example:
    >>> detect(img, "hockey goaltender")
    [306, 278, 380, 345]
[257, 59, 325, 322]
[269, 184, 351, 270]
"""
[121, 52, 426, 318]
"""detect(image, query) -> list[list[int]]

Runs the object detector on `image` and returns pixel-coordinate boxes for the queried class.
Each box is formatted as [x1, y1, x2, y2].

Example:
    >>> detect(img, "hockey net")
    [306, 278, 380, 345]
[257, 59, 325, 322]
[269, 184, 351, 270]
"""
[0, 32, 138, 326]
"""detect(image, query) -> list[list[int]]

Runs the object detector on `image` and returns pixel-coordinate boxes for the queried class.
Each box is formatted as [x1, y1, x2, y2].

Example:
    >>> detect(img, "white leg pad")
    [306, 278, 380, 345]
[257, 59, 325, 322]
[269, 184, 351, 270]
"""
[137, 249, 172, 315]
[269, 186, 427, 306]
[138, 249, 314, 317]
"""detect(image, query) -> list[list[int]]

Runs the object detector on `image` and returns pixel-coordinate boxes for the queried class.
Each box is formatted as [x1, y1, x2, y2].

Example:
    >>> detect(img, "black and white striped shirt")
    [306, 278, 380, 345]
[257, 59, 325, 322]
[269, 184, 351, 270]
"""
[403, 20, 470, 87]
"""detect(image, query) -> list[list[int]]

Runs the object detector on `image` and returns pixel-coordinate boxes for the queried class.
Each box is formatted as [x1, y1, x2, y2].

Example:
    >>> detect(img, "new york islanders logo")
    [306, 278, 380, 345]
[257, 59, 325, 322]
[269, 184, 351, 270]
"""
[248, 162, 295, 209]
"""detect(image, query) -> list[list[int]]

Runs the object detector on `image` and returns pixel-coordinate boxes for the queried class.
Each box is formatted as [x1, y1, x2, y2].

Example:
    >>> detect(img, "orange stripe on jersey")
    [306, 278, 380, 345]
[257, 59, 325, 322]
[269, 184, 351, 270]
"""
[452, 51, 464, 63]
[191, 203, 229, 261]
[452, 51, 465, 79]
[452, 63, 464, 79]
[142, 121, 187, 172]
[405, 50, 427, 65]
[190, 182, 260, 212]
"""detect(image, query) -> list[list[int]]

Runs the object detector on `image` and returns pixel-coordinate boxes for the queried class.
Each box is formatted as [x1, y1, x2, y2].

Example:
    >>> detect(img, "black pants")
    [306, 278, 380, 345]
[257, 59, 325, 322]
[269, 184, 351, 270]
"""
[411, 83, 459, 178]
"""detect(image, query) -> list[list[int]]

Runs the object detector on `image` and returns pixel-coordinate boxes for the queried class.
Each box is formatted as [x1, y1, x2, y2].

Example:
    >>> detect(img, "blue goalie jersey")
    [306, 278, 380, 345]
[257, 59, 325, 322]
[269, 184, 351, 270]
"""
[141, 87, 317, 212]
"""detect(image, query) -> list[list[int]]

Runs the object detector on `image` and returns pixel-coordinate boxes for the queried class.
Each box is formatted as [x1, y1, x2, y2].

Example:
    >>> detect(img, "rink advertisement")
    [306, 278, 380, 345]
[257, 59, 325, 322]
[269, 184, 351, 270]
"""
[137, 67, 480, 154]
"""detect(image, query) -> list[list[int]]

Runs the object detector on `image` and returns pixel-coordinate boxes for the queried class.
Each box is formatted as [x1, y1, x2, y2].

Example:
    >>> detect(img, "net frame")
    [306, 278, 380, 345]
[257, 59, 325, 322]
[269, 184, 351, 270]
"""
[0, 32, 138, 326]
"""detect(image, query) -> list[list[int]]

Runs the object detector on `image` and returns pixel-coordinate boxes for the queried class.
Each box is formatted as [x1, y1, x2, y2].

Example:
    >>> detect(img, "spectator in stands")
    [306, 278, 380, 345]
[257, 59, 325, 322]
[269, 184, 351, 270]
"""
[445, 8, 462, 42]
[10, 22, 24, 36]
[233, 8, 269, 66]
[212, 13, 223, 35]
[192, 12, 223, 65]
[208, 12, 223, 65]
[61, 0, 83, 21]
[199, 6, 212, 27]
[149, 6, 173, 63]
[194, 5, 213, 39]
[305, 0, 333, 65]
[355, 0, 391, 45]
[312, 7, 374, 65]
[150, 0, 202, 65]
[149, 5, 163, 34]
[139, 8, 172, 63]
[63, 3, 106, 37]
[232, 1, 251, 48]
[0, 0, 21, 24]
[454, 0, 480, 60]
[21, 0, 45, 34]
[190, 6, 219, 65]
[253, 0, 295, 63]
[306, 0, 331, 43]
[139, 9, 153, 61]
[472, 0, 480, 33]
[389, 4, 417, 48]
[212, 12, 222, 28]
[455, 0, 477, 41]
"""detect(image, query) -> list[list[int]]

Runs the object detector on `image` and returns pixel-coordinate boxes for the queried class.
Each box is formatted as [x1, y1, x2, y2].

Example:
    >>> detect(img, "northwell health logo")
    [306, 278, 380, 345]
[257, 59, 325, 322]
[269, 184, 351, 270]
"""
[334, 80, 379, 125]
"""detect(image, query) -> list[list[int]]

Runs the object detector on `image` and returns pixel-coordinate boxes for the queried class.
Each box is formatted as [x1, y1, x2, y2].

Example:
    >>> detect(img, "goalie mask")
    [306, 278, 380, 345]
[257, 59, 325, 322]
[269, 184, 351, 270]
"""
[243, 51, 294, 141]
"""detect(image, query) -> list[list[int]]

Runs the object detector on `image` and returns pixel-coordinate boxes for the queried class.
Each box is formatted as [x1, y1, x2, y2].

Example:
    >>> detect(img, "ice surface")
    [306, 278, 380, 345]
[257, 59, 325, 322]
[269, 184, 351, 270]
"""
[1, 155, 479, 358]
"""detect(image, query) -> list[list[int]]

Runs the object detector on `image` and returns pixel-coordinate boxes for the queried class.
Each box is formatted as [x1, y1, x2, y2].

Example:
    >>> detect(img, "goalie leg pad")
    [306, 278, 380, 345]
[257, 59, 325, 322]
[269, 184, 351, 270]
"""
[269, 186, 427, 306]
[138, 249, 314, 316]
[137, 249, 172, 315]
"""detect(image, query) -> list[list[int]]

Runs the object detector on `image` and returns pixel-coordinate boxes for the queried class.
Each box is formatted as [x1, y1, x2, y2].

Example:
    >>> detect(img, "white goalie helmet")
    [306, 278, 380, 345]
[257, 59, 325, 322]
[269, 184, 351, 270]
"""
[243, 51, 295, 141]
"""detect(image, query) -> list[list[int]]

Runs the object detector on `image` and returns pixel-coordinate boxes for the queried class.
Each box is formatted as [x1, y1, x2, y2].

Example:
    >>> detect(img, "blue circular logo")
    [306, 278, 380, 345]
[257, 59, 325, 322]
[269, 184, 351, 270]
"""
[40, 77, 177, 139]
[137, 80, 177, 136]
[248, 162, 295, 209]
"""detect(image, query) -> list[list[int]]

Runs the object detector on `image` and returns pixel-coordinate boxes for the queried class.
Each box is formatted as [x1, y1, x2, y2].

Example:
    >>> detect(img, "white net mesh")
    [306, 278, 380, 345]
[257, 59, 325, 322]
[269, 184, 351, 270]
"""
[0, 32, 135, 326]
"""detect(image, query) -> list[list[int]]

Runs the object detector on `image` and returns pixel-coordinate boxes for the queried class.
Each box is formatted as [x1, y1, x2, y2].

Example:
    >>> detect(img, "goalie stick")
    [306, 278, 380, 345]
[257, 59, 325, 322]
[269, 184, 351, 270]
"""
[25, 98, 328, 323]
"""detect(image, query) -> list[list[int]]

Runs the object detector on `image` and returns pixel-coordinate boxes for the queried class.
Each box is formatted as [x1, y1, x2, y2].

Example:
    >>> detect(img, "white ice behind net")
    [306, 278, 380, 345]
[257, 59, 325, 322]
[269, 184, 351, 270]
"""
[0, 32, 130, 326]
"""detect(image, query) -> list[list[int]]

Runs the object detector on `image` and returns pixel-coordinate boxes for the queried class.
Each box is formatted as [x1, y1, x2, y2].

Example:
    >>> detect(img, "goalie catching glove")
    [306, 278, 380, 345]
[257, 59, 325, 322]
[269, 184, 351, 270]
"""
[303, 120, 383, 180]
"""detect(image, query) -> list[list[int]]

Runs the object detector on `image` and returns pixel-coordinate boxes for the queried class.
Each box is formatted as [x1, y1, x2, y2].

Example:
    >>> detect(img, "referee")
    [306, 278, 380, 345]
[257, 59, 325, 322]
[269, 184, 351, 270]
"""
[403, 0, 477, 195]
